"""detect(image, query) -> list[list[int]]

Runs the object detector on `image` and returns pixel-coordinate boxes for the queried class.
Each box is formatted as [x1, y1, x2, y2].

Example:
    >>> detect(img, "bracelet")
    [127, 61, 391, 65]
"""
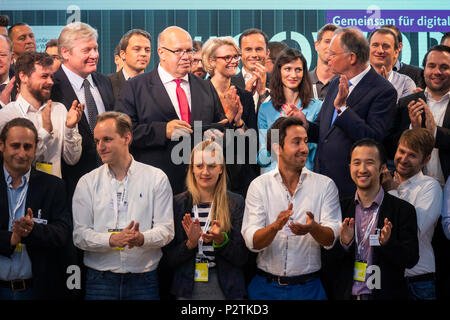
[212, 232, 229, 248]
[234, 121, 245, 129]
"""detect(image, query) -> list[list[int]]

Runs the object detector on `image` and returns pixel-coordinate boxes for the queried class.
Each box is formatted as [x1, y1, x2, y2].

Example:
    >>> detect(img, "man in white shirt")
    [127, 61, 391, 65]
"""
[241, 116, 342, 300]
[382, 128, 442, 300]
[0, 51, 83, 178]
[72, 111, 174, 300]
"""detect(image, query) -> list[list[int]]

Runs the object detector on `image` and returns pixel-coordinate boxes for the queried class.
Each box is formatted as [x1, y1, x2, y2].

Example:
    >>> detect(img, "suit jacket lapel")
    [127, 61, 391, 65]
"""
[346, 68, 375, 109]
[442, 98, 450, 128]
[24, 169, 40, 211]
[189, 74, 202, 124]
[0, 167, 10, 231]
[322, 80, 340, 139]
[150, 69, 180, 120]
[92, 72, 113, 111]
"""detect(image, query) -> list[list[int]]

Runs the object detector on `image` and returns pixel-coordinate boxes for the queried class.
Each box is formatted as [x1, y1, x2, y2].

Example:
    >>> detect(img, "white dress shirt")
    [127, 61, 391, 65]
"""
[241, 167, 342, 277]
[157, 64, 191, 120]
[388, 171, 442, 277]
[0, 95, 82, 178]
[423, 88, 450, 187]
[61, 64, 107, 120]
[72, 158, 174, 273]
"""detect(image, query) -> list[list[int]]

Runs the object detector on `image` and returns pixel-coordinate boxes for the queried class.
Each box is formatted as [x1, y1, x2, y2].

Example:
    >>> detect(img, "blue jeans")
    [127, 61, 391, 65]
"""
[0, 287, 34, 300]
[248, 274, 327, 300]
[407, 279, 436, 300]
[85, 268, 159, 300]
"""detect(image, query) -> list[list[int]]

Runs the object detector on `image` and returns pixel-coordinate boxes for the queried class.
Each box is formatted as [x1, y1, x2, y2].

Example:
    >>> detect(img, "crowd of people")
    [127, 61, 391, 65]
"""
[0, 13, 450, 301]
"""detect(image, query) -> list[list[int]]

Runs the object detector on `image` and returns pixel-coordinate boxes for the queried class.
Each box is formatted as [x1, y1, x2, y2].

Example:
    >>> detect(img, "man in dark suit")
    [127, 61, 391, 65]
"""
[50, 22, 114, 201]
[382, 25, 426, 89]
[115, 26, 239, 195]
[231, 28, 271, 113]
[321, 139, 419, 300]
[0, 35, 15, 108]
[0, 118, 72, 300]
[297, 27, 397, 198]
[108, 29, 151, 100]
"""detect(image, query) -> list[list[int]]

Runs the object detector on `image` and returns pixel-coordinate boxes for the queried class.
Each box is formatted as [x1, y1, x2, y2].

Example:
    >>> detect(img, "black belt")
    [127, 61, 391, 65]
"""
[0, 279, 33, 292]
[256, 269, 320, 285]
[406, 273, 435, 283]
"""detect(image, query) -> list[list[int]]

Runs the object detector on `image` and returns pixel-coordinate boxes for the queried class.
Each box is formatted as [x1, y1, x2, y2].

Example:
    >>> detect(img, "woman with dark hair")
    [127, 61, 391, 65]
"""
[163, 140, 248, 300]
[257, 48, 323, 172]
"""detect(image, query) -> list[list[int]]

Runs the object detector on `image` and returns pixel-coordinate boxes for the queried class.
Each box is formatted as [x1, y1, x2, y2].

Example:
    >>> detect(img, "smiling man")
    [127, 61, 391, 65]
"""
[242, 116, 341, 300]
[0, 52, 83, 178]
[109, 29, 152, 100]
[368, 28, 416, 101]
[50, 22, 115, 202]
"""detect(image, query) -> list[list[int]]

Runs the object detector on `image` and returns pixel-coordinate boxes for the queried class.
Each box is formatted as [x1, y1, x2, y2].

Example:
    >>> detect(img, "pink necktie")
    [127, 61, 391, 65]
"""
[174, 79, 191, 123]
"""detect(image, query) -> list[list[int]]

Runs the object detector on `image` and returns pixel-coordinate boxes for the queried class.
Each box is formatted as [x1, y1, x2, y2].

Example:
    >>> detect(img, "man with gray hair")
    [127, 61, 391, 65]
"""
[0, 35, 14, 108]
[108, 29, 152, 100]
[50, 22, 114, 202]
[296, 27, 397, 198]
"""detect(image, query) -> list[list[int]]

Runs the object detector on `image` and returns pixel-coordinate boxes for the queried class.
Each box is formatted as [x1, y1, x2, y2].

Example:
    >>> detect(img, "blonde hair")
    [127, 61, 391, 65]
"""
[186, 140, 231, 233]
[202, 36, 240, 76]
[58, 22, 98, 57]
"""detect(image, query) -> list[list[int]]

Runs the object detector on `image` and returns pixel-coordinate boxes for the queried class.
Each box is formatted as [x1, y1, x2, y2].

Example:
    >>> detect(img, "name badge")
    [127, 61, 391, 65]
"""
[14, 243, 23, 253]
[108, 228, 124, 251]
[195, 263, 208, 282]
[369, 234, 380, 247]
[36, 161, 53, 175]
[33, 218, 47, 224]
[353, 260, 368, 282]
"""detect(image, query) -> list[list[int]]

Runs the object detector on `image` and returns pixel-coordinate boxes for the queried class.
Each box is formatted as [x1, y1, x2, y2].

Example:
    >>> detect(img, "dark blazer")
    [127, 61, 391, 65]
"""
[321, 191, 419, 300]
[114, 68, 226, 195]
[308, 67, 397, 198]
[163, 191, 248, 299]
[397, 63, 426, 89]
[108, 70, 126, 101]
[385, 90, 450, 180]
[0, 166, 72, 299]
[50, 65, 115, 201]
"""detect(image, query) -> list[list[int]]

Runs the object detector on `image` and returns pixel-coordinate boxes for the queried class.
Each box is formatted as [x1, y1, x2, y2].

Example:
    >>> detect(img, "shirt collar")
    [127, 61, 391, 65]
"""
[1, 77, 9, 85]
[424, 87, 450, 103]
[399, 170, 424, 187]
[349, 64, 371, 88]
[393, 60, 402, 72]
[3, 165, 31, 189]
[272, 166, 310, 187]
[16, 94, 48, 114]
[106, 156, 136, 180]
[309, 68, 320, 84]
[158, 64, 189, 85]
[122, 68, 130, 81]
[355, 186, 384, 208]
[62, 64, 95, 90]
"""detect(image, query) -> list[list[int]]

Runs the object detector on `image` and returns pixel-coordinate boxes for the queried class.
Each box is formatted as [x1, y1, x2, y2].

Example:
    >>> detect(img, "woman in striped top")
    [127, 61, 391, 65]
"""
[163, 140, 248, 300]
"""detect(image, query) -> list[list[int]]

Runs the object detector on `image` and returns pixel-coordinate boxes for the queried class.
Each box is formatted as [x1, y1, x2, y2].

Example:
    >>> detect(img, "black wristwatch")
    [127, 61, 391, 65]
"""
[235, 121, 245, 129]
[259, 89, 270, 101]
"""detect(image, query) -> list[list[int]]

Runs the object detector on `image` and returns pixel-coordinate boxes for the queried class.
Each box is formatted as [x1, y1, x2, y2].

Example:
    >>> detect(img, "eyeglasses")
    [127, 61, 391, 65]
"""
[215, 54, 240, 64]
[162, 47, 194, 57]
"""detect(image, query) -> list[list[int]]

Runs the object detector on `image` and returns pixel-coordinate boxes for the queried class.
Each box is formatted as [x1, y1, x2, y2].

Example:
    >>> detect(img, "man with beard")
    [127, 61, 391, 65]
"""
[0, 52, 84, 179]
[242, 117, 342, 300]
[191, 40, 207, 79]
[382, 128, 442, 300]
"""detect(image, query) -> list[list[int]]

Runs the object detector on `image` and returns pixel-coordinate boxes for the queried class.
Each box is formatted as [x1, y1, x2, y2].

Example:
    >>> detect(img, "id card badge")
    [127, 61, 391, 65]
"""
[108, 228, 124, 251]
[353, 260, 368, 282]
[36, 161, 53, 175]
[370, 234, 381, 247]
[14, 243, 23, 253]
[194, 262, 209, 282]
[33, 218, 47, 225]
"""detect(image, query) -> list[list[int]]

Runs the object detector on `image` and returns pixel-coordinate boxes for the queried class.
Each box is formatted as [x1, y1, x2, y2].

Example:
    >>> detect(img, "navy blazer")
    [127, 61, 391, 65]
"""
[163, 191, 248, 299]
[0, 166, 72, 299]
[308, 67, 397, 198]
[50, 66, 115, 202]
[115, 68, 226, 194]
[321, 191, 419, 300]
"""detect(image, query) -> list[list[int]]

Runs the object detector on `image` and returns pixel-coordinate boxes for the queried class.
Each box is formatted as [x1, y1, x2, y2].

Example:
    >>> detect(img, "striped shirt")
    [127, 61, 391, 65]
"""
[195, 203, 216, 266]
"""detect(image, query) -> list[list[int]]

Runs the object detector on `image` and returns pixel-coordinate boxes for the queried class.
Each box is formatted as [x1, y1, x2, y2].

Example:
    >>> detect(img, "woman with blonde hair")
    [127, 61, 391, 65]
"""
[202, 36, 258, 197]
[163, 140, 248, 300]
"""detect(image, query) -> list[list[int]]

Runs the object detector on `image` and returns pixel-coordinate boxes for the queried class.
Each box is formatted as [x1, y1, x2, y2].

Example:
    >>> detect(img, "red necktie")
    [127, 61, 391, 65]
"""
[174, 79, 191, 123]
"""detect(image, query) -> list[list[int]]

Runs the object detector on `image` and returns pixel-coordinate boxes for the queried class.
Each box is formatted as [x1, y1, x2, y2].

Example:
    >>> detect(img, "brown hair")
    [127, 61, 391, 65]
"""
[14, 51, 54, 85]
[96, 111, 133, 138]
[398, 128, 435, 161]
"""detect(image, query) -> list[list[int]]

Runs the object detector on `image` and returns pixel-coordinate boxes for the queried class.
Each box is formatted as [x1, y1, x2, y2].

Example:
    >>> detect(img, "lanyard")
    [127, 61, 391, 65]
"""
[8, 180, 29, 230]
[312, 84, 318, 100]
[355, 206, 379, 257]
[192, 203, 213, 257]
[111, 176, 128, 230]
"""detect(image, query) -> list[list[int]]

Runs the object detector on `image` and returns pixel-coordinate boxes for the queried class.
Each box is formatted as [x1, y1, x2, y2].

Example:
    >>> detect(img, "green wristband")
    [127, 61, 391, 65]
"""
[213, 232, 229, 248]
